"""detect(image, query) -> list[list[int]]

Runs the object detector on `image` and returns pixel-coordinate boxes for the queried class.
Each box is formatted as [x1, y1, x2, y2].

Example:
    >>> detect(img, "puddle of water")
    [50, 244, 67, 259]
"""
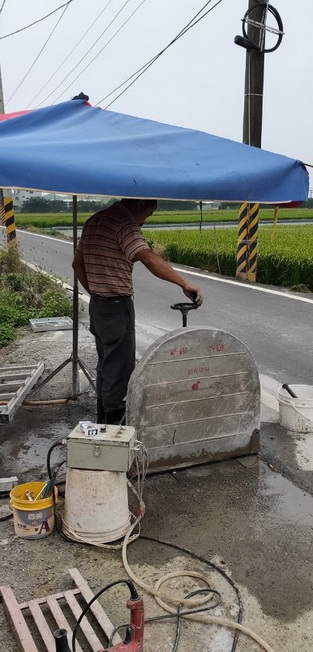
[1, 430, 67, 479]
[258, 461, 313, 528]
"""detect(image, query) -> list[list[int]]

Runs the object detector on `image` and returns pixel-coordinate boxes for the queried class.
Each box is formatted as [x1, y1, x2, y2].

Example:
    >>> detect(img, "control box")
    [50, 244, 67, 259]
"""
[66, 424, 137, 472]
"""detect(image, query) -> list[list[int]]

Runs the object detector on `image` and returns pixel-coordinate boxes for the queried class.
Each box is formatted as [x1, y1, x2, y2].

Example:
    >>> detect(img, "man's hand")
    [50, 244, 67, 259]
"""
[72, 250, 90, 294]
[134, 249, 203, 305]
[183, 283, 203, 306]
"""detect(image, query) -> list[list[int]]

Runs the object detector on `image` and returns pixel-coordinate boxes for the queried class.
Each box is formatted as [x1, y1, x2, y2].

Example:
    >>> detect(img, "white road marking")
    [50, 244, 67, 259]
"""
[172, 266, 313, 305]
[0, 225, 69, 245]
[5, 226, 313, 304]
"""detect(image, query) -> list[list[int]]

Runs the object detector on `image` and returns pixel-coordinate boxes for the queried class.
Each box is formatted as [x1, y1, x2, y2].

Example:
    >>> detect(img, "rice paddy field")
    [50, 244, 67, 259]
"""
[14, 207, 313, 228]
[144, 225, 313, 291]
[11, 211, 313, 291]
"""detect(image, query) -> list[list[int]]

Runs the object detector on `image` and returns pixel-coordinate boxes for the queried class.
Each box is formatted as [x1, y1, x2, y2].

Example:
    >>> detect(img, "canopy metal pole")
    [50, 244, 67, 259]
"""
[33, 195, 96, 399]
[72, 195, 79, 399]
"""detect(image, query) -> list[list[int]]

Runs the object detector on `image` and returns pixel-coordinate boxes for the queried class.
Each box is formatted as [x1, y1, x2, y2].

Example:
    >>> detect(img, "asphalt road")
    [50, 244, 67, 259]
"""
[2, 227, 312, 385]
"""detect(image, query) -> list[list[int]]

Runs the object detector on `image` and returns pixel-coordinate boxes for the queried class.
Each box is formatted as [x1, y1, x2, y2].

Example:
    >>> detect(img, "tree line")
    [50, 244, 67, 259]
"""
[20, 197, 199, 213]
[19, 196, 312, 214]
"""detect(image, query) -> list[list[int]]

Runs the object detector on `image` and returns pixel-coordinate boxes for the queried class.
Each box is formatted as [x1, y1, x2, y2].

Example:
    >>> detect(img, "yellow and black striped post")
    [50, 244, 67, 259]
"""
[0, 197, 5, 226]
[236, 202, 249, 279]
[2, 194, 17, 247]
[236, 202, 259, 281]
[246, 202, 259, 281]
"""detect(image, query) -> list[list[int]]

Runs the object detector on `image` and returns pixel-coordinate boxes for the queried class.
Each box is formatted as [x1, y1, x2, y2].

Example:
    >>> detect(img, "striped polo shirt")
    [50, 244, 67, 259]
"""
[76, 201, 150, 296]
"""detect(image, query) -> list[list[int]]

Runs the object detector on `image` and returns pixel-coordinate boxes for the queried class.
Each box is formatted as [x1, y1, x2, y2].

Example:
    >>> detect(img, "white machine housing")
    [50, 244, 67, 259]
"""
[66, 423, 137, 472]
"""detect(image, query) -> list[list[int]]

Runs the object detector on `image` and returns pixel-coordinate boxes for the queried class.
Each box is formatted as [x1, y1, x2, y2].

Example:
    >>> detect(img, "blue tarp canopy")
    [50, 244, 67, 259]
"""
[0, 99, 308, 203]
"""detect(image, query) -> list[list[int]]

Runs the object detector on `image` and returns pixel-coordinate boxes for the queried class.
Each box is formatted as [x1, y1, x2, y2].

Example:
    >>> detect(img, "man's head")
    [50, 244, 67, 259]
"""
[121, 198, 157, 225]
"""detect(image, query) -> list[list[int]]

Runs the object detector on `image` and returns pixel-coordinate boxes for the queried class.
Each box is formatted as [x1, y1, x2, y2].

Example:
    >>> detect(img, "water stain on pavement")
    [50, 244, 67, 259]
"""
[139, 460, 313, 621]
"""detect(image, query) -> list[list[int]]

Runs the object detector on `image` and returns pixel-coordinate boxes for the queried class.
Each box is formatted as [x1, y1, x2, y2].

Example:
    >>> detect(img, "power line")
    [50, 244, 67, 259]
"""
[0, 0, 7, 16]
[27, 0, 115, 108]
[0, 0, 74, 40]
[6, 3, 72, 107]
[35, 0, 135, 108]
[46, 0, 217, 109]
[95, 0, 223, 108]
[96, 0, 217, 106]
[104, 0, 224, 108]
[52, 0, 148, 105]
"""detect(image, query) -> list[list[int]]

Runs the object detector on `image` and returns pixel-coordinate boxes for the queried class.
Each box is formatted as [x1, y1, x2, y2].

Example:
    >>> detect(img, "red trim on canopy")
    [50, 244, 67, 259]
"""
[0, 110, 31, 121]
[0, 102, 90, 122]
[273, 201, 303, 208]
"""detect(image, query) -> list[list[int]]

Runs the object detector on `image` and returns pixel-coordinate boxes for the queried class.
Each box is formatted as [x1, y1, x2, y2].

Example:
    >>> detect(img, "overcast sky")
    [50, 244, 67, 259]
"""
[0, 0, 312, 188]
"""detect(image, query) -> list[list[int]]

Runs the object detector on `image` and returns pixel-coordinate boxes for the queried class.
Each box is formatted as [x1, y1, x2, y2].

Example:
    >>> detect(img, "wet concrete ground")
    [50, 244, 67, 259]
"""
[1, 326, 313, 651]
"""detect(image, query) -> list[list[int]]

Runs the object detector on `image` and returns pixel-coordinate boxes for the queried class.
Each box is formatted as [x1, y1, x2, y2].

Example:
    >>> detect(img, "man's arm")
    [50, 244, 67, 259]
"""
[72, 250, 90, 294]
[133, 248, 203, 305]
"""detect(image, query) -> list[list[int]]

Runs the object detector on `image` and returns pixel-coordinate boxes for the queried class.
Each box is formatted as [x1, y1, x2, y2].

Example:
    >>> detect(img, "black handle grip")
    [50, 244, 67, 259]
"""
[282, 383, 298, 399]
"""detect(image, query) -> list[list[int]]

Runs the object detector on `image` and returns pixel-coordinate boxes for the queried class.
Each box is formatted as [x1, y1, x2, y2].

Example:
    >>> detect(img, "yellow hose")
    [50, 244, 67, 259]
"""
[121, 517, 277, 652]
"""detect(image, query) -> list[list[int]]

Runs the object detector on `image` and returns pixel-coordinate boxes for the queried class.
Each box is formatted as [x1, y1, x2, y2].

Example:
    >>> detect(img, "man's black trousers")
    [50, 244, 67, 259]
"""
[89, 294, 135, 420]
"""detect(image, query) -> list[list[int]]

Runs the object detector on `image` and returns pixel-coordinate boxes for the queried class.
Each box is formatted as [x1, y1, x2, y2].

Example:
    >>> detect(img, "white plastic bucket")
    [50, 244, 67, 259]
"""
[277, 385, 313, 433]
[62, 468, 130, 543]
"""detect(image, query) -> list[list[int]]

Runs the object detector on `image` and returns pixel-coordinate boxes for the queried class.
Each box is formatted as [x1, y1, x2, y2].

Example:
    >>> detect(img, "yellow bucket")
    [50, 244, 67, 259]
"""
[10, 482, 57, 540]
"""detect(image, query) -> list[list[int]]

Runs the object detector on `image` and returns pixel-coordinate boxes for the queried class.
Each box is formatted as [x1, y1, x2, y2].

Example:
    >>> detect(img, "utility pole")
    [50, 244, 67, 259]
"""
[0, 63, 17, 247]
[242, 1, 266, 148]
[234, 2, 283, 281]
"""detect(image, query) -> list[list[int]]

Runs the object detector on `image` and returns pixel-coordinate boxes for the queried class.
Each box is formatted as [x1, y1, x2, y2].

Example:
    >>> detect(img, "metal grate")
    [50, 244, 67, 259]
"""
[0, 362, 45, 423]
[0, 567, 122, 651]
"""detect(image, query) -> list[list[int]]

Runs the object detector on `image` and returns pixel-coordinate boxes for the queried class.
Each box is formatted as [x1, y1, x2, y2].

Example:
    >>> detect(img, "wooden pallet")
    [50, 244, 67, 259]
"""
[0, 568, 122, 652]
[0, 362, 44, 423]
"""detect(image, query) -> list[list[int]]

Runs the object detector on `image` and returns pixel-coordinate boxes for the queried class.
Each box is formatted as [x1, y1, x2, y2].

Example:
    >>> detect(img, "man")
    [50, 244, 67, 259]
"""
[72, 198, 203, 424]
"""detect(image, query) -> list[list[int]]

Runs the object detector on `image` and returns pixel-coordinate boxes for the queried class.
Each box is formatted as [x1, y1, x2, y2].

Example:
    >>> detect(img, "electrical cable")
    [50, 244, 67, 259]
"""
[47, 441, 66, 485]
[48, 0, 148, 106]
[0, 1, 74, 40]
[0, 442, 66, 524]
[26, 0, 116, 108]
[242, 2, 283, 53]
[71, 578, 139, 652]
[121, 524, 277, 651]
[38, 0, 219, 108]
[100, 0, 219, 107]
[140, 536, 242, 652]
[35, 0, 140, 108]
[108, 588, 223, 651]
[104, 0, 224, 109]
[0, 0, 7, 16]
[46, 437, 275, 651]
[6, 3, 72, 107]
[95, 0, 224, 108]
[96, 0, 220, 106]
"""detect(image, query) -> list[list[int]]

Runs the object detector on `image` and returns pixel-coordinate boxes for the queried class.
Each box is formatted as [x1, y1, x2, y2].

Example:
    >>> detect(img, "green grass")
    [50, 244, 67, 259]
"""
[0, 247, 72, 348]
[14, 208, 313, 229]
[16, 213, 90, 228]
[146, 208, 313, 224]
[144, 225, 313, 291]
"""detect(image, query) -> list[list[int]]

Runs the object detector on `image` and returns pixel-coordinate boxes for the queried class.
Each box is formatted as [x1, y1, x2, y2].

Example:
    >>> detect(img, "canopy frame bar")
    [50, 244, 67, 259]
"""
[32, 196, 95, 399]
